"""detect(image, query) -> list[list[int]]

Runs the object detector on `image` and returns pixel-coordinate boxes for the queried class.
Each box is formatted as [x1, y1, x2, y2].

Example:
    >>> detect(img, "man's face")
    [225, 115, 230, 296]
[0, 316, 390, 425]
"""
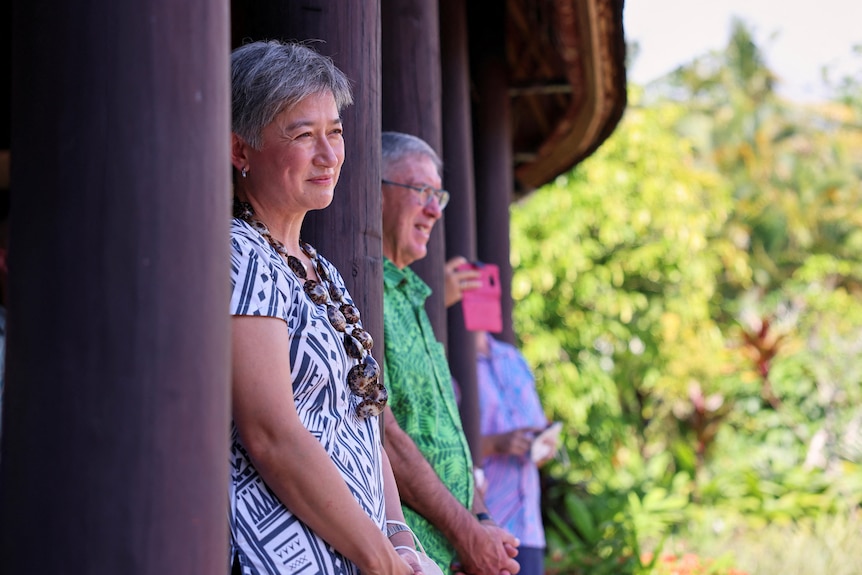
[381, 154, 443, 269]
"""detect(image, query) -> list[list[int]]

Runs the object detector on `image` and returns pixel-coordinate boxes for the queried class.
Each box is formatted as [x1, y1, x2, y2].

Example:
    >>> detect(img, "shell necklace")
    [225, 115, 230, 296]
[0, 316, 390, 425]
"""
[233, 198, 387, 418]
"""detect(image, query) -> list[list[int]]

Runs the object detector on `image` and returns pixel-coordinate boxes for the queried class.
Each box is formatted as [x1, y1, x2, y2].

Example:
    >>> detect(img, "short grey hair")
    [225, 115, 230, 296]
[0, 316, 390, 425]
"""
[381, 131, 443, 177]
[231, 40, 353, 149]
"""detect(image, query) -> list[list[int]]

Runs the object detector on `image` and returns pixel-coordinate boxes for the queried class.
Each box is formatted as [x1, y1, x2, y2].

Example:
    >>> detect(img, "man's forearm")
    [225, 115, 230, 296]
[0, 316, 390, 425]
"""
[383, 407, 521, 575]
[382, 407, 477, 542]
[470, 488, 491, 518]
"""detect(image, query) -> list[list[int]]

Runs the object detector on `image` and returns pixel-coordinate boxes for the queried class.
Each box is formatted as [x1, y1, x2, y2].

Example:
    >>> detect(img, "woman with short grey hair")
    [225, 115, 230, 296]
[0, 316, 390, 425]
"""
[228, 40, 418, 575]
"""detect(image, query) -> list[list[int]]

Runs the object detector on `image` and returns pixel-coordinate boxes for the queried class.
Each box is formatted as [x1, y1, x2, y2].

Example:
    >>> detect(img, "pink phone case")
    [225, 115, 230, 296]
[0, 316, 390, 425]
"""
[458, 262, 502, 333]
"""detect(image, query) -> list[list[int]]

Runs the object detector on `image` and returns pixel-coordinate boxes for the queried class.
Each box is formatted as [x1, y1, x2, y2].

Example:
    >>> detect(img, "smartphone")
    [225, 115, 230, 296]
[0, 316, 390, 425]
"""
[530, 421, 563, 463]
[457, 261, 502, 333]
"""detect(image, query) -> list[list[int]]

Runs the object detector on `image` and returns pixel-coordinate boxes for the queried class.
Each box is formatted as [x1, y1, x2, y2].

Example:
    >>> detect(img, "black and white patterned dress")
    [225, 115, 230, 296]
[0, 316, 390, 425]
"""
[228, 218, 385, 575]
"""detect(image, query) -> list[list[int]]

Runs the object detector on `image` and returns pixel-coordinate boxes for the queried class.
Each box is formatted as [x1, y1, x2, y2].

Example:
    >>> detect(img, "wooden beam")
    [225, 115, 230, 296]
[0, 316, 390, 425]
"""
[470, 1, 517, 346]
[0, 1, 231, 572]
[381, 0, 448, 346]
[230, 0, 385, 357]
[440, 0, 481, 466]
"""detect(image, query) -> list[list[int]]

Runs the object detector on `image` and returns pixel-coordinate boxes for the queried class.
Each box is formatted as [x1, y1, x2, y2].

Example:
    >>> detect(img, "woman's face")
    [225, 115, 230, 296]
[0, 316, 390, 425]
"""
[243, 91, 345, 214]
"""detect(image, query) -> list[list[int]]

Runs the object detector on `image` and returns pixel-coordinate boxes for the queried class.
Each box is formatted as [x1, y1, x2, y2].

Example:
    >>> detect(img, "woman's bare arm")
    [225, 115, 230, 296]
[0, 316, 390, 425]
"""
[232, 315, 411, 575]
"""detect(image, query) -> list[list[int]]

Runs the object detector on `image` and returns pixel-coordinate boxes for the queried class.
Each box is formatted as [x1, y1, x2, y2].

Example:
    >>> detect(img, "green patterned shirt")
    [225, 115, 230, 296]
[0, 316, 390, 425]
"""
[383, 258, 475, 570]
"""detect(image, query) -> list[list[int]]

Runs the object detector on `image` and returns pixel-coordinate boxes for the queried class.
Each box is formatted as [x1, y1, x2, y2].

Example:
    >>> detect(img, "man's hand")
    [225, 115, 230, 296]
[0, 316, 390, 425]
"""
[451, 522, 520, 575]
[383, 410, 513, 575]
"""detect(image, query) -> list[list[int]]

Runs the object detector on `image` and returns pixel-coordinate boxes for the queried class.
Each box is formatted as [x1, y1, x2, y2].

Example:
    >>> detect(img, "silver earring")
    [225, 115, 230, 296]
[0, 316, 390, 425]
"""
[241, 168, 248, 178]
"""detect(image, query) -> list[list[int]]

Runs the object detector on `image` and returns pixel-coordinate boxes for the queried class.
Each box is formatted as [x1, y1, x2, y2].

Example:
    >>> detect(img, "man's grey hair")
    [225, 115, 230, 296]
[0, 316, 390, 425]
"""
[381, 131, 443, 176]
[231, 40, 353, 149]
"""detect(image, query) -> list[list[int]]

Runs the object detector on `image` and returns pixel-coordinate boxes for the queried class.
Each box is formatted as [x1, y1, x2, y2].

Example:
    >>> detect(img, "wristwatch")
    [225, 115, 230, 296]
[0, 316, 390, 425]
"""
[475, 512, 494, 523]
[386, 521, 413, 538]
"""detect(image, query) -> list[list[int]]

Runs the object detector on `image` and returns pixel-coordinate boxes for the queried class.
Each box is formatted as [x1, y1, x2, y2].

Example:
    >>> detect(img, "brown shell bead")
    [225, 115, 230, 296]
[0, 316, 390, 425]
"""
[360, 392, 386, 412]
[368, 383, 388, 404]
[361, 354, 380, 379]
[351, 328, 374, 351]
[356, 399, 384, 418]
[347, 357, 379, 394]
[287, 256, 307, 279]
[327, 305, 347, 332]
[304, 280, 329, 305]
[269, 238, 289, 257]
[315, 261, 330, 282]
[355, 384, 387, 417]
[249, 220, 269, 236]
[299, 240, 317, 259]
[343, 333, 364, 359]
[328, 282, 343, 303]
[347, 369, 366, 395]
[233, 200, 253, 219]
[340, 304, 360, 324]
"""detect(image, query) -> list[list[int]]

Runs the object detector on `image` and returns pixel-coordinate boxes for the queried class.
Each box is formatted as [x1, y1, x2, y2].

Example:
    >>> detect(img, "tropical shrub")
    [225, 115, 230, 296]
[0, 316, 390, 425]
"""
[509, 19, 862, 575]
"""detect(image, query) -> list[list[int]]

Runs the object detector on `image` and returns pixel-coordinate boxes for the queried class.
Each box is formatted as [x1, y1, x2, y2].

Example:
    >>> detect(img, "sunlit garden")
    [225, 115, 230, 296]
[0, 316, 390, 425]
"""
[510, 21, 862, 575]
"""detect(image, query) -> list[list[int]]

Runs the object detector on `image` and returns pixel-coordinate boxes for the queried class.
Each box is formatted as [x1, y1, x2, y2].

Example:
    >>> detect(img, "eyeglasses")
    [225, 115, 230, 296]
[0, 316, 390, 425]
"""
[382, 179, 450, 210]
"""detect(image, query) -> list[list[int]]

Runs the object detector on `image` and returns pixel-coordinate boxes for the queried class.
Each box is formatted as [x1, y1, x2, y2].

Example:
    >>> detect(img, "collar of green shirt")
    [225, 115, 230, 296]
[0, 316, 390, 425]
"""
[383, 257, 432, 305]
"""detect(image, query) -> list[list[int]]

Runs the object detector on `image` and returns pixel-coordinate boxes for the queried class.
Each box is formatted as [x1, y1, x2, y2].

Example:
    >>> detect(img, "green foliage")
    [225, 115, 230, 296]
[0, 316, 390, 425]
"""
[511, 94, 742, 466]
[542, 449, 693, 575]
[510, 18, 862, 575]
[543, 485, 644, 575]
[675, 510, 862, 575]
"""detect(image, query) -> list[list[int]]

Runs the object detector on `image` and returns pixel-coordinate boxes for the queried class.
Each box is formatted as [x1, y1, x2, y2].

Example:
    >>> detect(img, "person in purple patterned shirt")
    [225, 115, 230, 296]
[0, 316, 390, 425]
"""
[475, 331, 559, 575]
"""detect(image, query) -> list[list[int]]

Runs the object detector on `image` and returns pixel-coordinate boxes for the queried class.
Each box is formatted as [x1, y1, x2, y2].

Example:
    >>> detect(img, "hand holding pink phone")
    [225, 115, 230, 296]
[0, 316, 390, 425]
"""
[457, 261, 502, 333]
[444, 256, 483, 307]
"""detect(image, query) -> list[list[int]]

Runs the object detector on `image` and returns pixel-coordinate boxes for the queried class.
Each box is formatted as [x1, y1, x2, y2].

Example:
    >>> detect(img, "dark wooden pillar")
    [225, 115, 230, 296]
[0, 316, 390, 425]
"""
[469, 1, 516, 345]
[381, 0, 447, 347]
[440, 0, 480, 465]
[0, 0, 8, 153]
[230, 0, 384, 356]
[0, 1, 231, 573]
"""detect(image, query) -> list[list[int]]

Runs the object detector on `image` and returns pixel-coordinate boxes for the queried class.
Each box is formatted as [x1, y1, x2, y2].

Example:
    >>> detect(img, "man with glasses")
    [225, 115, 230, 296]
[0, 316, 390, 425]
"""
[380, 131, 520, 575]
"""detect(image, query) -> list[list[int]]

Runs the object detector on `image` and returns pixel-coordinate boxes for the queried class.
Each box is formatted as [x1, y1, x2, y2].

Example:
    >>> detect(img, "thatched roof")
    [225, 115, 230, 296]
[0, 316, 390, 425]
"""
[508, 0, 627, 198]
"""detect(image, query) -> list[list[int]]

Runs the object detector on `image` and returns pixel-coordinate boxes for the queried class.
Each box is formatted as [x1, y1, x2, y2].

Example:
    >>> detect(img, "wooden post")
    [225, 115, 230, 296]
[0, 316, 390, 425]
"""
[440, 0, 481, 466]
[380, 0, 448, 347]
[469, 1, 517, 346]
[230, 0, 385, 359]
[0, 1, 231, 573]
[0, 0, 8, 152]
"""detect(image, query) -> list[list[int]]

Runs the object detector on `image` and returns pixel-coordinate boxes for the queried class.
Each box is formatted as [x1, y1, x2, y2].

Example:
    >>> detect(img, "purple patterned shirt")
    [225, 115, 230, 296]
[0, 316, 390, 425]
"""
[476, 334, 547, 548]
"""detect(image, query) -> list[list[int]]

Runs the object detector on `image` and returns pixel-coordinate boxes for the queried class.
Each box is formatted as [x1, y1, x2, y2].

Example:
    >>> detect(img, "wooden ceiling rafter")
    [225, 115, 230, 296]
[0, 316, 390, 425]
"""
[506, 0, 627, 198]
[506, 0, 571, 140]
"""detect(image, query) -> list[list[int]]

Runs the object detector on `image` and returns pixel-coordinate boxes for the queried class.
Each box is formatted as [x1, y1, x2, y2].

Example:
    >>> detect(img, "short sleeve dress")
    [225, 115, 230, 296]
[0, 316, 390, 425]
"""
[229, 218, 385, 575]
